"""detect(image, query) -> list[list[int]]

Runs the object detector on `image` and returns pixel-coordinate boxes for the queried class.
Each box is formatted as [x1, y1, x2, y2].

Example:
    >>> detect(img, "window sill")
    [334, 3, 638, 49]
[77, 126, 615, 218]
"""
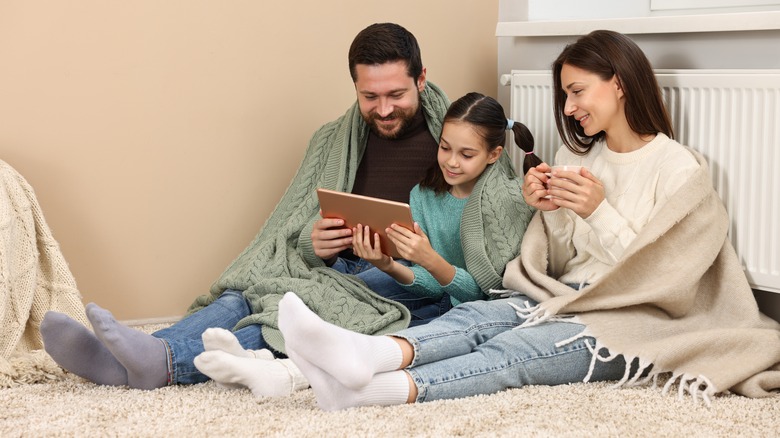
[495, 11, 780, 37]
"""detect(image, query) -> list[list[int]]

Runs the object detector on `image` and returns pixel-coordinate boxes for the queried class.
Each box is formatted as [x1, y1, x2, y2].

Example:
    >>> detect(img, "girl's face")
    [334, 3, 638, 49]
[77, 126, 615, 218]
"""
[560, 63, 624, 137]
[437, 121, 502, 198]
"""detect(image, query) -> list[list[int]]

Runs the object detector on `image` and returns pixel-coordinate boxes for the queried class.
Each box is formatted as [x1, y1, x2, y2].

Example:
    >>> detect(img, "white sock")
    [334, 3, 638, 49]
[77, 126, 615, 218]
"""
[201, 327, 255, 358]
[277, 292, 402, 389]
[200, 328, 275, 389]
[194, 350, 308, 398]
[287, 347, 409, 411]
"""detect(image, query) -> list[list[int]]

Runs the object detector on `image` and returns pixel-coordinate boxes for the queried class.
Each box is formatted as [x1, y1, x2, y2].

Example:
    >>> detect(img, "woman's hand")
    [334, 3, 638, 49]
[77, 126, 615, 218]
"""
[523, 163, 560, 211]
[351, 224, 393, 270]
[547, 167, 605, 218]
[386, 223, 436, 267]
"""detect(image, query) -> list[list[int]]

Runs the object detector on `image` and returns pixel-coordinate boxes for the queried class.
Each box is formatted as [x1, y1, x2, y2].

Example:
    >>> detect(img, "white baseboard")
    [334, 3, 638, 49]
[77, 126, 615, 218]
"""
[121, 316, 182, 327]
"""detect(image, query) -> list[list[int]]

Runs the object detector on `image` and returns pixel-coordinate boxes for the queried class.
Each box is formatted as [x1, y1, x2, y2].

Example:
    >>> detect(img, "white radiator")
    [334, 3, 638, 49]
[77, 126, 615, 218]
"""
[501, 69, 780, 294]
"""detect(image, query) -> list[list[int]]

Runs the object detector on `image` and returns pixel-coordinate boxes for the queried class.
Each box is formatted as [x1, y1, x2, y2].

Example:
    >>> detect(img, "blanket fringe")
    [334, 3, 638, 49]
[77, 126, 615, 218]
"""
[626, 361, 655, 387]
[500, 295, 724, 407]
[489, 288, 524, 298]
[507, 300, 572, 328]
[0, 350, 68, 388]
[508, 301, 547, 324]
[554, 327, 720, 407]
[662, 373, 718, 407]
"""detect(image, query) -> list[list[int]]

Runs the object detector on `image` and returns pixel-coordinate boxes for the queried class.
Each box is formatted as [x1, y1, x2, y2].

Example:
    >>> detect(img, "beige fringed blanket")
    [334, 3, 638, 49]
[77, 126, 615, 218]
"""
[0, 160, 88, 386]
[501, 149, 780, 403]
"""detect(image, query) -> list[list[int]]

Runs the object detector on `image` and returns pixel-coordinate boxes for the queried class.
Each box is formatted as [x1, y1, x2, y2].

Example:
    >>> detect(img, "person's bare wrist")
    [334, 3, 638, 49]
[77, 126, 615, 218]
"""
[377, 259, 394, 272]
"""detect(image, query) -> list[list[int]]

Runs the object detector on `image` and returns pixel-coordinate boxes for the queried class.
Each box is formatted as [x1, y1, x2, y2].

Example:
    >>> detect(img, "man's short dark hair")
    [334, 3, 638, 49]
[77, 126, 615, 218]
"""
[348, 23, 423, 82]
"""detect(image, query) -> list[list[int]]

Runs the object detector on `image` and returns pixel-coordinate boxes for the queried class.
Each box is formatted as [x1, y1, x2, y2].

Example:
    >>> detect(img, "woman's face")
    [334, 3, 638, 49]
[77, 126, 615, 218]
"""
[560, 63, 624, 137]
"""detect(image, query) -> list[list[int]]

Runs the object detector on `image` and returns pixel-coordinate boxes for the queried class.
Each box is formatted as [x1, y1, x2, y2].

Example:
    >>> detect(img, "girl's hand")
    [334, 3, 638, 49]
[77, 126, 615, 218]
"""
[351, 224, 393, 270]
[523, 163, 560, 211]
[386, 223, 436, 267]
[547, 167, 605, 218]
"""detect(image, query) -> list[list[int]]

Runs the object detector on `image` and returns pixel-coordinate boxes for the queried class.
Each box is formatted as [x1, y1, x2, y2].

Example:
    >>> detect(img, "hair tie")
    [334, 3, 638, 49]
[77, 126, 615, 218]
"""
[524, 150, 534, 155]
[506, 119, 514, 130]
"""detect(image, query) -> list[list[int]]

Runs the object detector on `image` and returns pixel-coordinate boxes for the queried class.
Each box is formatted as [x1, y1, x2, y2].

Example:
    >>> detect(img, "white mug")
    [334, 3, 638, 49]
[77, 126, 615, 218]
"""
[545, 165, 584, 199]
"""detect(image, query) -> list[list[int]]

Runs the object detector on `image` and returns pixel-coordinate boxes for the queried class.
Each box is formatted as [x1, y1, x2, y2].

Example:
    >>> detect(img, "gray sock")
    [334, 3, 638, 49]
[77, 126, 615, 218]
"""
[41, 311, 128, 386]
[86, 303, 168, 390]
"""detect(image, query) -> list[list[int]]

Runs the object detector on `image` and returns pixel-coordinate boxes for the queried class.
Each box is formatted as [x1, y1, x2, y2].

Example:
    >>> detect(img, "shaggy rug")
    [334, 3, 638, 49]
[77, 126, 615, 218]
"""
[1, 324, 778, 437]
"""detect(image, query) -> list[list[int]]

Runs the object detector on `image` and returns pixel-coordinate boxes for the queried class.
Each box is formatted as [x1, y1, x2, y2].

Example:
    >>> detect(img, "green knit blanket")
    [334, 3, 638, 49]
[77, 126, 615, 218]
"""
[188, 83, 534, 353]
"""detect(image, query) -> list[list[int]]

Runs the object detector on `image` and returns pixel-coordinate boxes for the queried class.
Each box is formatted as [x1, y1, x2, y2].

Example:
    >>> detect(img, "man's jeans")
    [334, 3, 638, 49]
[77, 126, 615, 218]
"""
[153, 290, 262, 385]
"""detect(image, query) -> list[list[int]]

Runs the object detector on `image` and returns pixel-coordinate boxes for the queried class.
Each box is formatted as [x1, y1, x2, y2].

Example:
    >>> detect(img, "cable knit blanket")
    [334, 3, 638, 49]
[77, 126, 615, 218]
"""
[188, 83, 534, 353]
[501, 148, 780, 403]
[0, 160, 88, 384]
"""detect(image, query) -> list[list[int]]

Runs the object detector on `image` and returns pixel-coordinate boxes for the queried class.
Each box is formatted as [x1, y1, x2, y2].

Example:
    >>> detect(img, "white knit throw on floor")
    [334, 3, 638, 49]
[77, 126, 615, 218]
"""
[0, 159, 88, 360]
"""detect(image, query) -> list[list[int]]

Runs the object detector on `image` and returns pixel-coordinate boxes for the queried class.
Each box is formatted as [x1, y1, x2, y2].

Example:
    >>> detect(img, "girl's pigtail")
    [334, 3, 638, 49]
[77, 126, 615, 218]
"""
[511, 122, 541, 174]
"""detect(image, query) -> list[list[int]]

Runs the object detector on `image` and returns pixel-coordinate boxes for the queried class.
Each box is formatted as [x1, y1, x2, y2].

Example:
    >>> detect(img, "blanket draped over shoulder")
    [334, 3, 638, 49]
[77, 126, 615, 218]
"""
[189, 83, 533, 353]
[0, 160, 88, 359]
[502, 149, 780, 400]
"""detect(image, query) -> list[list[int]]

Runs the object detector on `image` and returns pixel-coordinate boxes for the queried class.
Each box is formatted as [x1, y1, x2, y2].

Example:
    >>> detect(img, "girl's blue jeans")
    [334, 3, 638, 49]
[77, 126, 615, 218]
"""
[330, 257, 453, 326]
[394, 296, 629, 403]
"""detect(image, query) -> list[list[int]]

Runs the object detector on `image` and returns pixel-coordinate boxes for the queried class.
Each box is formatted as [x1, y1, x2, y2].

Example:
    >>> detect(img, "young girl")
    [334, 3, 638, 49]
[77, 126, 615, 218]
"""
[349, 92, 535, 314]
[275, 30, 780, 410]
[192, 92, 538, 397]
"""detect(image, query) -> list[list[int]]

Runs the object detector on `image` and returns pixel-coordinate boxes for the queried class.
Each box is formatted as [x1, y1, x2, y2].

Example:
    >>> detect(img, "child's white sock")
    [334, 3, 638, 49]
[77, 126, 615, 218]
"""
[201, 328, 278, 390]
[277, 292, 402, 389]
[201, 327, 256, 358]
[286, 347, 409, 411]
[194, 350, 308, 398]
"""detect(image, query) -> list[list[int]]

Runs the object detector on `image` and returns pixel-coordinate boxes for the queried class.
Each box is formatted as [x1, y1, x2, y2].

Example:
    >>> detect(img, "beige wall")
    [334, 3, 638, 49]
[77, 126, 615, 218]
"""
[0, 0, 499, 320]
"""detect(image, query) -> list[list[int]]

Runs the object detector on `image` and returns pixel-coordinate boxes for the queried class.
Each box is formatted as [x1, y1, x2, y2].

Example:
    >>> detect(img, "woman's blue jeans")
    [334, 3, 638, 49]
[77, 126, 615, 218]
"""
[394, 296, 629, 403]
[330, 257, 453, 326]
[152, 290, 262, 385]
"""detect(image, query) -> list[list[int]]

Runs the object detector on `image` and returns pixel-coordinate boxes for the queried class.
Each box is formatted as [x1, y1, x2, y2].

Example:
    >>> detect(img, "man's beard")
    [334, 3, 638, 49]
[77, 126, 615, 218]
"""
[362, 101, 419, 140]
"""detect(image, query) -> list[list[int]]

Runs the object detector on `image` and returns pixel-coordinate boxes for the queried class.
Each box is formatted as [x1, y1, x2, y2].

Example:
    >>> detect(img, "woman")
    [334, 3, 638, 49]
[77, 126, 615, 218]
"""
[277, 30, 780, 410]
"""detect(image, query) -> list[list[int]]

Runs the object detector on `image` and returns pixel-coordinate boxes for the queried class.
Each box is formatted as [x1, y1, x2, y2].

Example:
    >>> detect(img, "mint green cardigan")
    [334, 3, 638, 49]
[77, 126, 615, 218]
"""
[187, 83, 533, 353]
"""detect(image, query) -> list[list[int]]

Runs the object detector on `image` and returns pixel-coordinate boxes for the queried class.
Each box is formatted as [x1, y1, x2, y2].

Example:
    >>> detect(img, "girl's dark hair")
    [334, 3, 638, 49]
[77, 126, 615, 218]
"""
[421, 92, 537, 194]
[552, 29, 673, 154]
[348, 23, 423, 83]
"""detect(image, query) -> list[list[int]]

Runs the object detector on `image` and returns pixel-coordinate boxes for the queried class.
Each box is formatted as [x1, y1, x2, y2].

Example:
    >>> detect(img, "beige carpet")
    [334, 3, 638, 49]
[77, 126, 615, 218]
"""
[2, 325, 779, 437]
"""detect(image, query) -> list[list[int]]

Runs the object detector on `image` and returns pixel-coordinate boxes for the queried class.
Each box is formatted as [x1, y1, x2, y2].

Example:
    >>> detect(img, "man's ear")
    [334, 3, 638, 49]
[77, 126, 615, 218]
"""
[417, 67, 427, 92]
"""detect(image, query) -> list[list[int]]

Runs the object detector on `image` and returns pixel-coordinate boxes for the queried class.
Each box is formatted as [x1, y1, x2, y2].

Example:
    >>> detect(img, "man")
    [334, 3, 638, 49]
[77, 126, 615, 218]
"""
[40, 23, 452, 390]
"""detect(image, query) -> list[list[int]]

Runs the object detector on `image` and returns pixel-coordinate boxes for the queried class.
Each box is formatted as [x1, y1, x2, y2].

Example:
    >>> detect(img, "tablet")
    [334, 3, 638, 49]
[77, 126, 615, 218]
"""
[316, 188, 414, 259]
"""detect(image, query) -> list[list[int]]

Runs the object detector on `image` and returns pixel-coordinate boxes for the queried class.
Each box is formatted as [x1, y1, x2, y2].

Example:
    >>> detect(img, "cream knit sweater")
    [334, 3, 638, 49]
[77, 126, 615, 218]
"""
[544, 134, 699, 284]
